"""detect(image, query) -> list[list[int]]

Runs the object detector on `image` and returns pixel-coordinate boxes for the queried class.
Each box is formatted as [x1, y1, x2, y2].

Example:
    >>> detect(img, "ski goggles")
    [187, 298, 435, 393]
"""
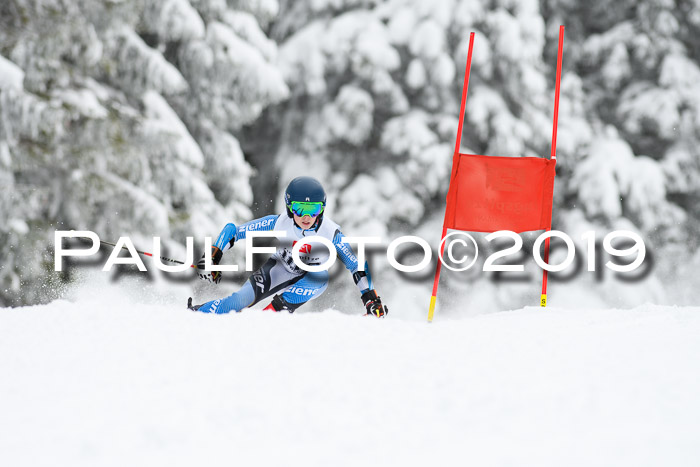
[290, 201, 325, 218]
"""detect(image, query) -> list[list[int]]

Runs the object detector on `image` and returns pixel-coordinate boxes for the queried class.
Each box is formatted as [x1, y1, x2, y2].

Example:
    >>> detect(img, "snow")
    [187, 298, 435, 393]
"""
[336, 174, 392, 235]
[52, 88, 109, 119]
[0, 55, 24, 90]
[431, 53, 456, 86]
[196, 121, 254, 207]
[405, 58, 426, 89]
[387, 7, 416, 45]
[570, 131, 680, 232]
[198, 21, 289, 126]
[601, 42, 631, 90]
[142, 91, 204, 168]
[467, 86, 506, 142]
[488, 9, 526, 62]
[654, 9, 680, 36]
[322, 85, 374, 145]
[221, 10, 277, 62]
[353, 22, 400, 73]
[232, 0, 279, 27]
[277, 22, 326, 95]
[582, 22, 635, 65]
[1, 282, 699, 466]
[0, 141, 10, 168]
[571, 134, 636, 220]
[143, 0, 206, 42]
[618, 82, 680, 139]
[408, 19, 445, 60]
[105, 27, 189, 95]
[659, 53, 700, 98]
[625, 156, 667, 228]
[381, 111, 438, 158]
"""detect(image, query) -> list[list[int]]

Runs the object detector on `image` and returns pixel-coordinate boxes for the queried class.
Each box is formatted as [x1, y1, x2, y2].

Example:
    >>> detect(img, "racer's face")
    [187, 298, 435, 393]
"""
[294, 214, 315, 229]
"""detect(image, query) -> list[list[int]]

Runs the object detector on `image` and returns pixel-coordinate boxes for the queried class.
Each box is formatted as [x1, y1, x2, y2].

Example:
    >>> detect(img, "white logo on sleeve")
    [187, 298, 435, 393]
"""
[289, 287, 316, 296]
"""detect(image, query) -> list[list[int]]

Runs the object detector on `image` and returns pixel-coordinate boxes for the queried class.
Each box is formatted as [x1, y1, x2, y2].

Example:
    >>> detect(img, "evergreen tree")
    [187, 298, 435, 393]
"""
[0, 0, 287, 306]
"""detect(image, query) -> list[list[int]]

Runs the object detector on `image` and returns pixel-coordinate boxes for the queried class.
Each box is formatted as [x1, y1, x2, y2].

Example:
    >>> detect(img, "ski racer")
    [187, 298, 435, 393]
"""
[188, 176, 388, 317]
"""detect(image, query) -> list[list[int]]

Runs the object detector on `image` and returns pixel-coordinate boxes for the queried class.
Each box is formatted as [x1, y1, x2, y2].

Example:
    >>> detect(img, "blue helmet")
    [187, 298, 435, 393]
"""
[285, 176, 326, 222]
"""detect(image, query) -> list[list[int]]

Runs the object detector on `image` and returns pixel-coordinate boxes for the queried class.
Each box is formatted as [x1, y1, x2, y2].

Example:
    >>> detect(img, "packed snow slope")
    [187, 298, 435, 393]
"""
[2, 294, 699, 467]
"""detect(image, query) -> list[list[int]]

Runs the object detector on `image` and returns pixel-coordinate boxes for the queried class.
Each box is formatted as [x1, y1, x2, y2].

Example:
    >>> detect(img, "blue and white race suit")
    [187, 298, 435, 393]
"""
[195, 213, 371, 314]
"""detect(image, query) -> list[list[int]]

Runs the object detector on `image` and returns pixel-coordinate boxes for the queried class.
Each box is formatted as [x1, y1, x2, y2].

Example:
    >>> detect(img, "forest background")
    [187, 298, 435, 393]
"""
[1, 0, 699, 315]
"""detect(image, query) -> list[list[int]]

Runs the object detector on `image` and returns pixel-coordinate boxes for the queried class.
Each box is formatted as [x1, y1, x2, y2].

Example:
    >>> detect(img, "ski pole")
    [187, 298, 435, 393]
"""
[99, 240, 197, 268]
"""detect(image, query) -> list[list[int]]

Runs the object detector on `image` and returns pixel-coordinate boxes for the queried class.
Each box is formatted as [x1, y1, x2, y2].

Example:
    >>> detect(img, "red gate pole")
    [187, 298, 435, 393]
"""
[428, 32, 475, 322]
[541, 25, 565, 307]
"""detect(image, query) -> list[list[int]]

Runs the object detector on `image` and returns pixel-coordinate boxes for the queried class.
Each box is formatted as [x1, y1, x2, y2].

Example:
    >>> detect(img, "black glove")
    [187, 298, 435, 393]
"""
[196, 246, 223, 284]
[361, 289, 388, 317]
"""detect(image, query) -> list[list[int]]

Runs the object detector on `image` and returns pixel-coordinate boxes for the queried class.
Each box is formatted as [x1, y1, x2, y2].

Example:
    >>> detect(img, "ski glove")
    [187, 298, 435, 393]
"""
[361, 289, 388, 318]
[196, 246, 223, 284]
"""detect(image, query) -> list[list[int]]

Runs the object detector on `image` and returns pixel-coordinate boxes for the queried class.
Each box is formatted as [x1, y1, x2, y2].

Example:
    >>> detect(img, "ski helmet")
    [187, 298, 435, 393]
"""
[285, 176, 327, 225]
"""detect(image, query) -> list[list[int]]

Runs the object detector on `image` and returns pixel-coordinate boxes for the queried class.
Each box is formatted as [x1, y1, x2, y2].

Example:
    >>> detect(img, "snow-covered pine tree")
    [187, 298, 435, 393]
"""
[0, 0, 287, 306]
[545, 0, 700, 301]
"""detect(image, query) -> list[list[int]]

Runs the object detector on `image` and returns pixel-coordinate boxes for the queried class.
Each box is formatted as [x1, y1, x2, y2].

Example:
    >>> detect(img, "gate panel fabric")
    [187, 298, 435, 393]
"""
[445, 153, 556, 233]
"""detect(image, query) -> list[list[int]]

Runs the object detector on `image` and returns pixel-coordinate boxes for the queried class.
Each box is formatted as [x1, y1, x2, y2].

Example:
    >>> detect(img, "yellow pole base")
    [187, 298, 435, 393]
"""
[540, 294, 547, 307]
[427, 296, 437, 322]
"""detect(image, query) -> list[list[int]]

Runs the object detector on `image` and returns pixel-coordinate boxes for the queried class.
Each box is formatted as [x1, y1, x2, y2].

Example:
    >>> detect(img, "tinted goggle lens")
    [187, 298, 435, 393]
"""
[290, 201, 324, 217]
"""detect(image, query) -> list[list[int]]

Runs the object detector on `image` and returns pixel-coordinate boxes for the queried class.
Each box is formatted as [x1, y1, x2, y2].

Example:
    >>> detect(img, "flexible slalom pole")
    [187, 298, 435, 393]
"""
[541, 25, 564, 307]
[99, 240, 197, 268]
[428, 32, 475, 323]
